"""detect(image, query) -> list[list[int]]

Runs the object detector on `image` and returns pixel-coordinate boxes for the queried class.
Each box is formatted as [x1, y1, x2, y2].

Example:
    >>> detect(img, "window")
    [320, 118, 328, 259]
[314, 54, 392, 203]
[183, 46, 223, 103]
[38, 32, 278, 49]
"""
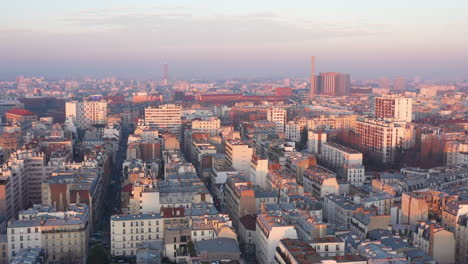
[325, 245, 329, 252]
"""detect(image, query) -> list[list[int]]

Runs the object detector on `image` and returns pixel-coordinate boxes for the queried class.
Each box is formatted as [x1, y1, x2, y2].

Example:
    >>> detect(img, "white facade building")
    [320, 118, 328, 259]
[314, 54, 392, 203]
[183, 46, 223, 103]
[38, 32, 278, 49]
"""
[255, 213, 298, 264]
[285, 121, 301, 142]
[144, 104, 181, 135]
[65, 97, 108, 128]
[110, 214, 164, 257]
[307, 130, 327, 154]
[267, 107, 286, 133]
[375, 94, 412, 122]
[320, 142, 365, 186]
[249, 156, 269, 188]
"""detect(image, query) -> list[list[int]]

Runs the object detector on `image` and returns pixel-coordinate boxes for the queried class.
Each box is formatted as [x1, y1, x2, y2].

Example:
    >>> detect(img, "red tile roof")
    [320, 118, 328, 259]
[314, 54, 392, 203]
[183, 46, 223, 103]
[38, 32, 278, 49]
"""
[6, 108, 36, 116]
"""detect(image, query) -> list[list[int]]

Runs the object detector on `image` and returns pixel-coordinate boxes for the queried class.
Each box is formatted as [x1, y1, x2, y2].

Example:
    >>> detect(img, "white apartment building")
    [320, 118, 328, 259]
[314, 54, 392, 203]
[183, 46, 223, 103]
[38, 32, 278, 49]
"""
[256, 213, 298, 264]
[375, 94, 412, 122]
[320, 142, 363, 169]
[320, 142, 365, 186]
[111, 214, 164, 257]
[249, 156, 268, 188]
[7, 204, 89, 264]
[303, 166, 340, 199]
[445, 141, 468, 166]
[191, 117, 221, 135]
[65, 97, 108, 129]
[307, 130, 327, 154]
[144, 104, 181, 135]
[0, 148, 55, 225]
[285, 121, 301, 142]
[225, 140, 253, 176]
[355, 118, 406, 164]
[309, 237, 345, 257]
[267, 107, 286, 133]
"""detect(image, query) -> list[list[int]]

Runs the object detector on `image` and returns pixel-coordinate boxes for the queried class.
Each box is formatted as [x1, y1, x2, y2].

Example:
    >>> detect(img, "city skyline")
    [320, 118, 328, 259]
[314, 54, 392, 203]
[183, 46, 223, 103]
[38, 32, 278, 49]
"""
[2, 0, 468, 80]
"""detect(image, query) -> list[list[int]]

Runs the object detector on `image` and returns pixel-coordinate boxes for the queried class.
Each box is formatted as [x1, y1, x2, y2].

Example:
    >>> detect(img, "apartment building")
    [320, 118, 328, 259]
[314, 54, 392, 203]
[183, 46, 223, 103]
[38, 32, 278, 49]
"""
[319, 142, 365, 186]
[375, 94, 412, 122]
[306, 115, 356, 131]
[412, 222, 456, 264]
[65, 96, 108, 129]
[303, 166, 340, 199]
[223, 176, 256, 228]
[323, 194, 361, 228]
[191, 117, 221, 135]
[285, 121, 301, 142]
[255, 213, 298, 264]
[225, 139, 253, 176]
[0, 147, 55, 226]
[355, 118, 406, 164]
[267, 107, 286, 133]
[144, 104, 181, 135]
[7, 204, 89, 264]
[309, 237, 345, 257]
[249, 155, 268, 188]
[307, 130, 327, 154]
[110, 214, 164, 257]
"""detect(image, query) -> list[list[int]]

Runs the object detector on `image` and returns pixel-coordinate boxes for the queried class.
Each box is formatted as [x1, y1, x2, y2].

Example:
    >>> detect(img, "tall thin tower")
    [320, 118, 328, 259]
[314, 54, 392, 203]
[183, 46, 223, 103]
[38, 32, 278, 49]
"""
[163, 63, 169, 80]
[310, 56, 316, 98]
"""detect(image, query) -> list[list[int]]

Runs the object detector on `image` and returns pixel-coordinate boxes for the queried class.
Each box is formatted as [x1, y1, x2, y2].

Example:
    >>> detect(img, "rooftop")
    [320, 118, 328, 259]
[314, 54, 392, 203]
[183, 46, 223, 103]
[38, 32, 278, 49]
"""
[6, 108, 36, 116]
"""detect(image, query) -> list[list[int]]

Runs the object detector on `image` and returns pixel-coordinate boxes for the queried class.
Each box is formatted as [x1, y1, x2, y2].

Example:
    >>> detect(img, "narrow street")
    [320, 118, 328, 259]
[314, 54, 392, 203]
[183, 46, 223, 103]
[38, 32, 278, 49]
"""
[97, 128, 129, 250]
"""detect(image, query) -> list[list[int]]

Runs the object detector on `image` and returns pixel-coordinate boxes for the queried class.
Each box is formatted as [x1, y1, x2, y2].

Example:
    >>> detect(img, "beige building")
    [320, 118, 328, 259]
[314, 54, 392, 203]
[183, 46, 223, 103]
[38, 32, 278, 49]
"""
[412, 222, 456, 264]
[401, 190, 456, 225]
[7, 204, 89, 264]
[303, 166, 340, 199]
[225, 139, 253, 176]
[441, 200, 468, 233]
[306, 115, 356, 131]
[191, 117, 221, 135]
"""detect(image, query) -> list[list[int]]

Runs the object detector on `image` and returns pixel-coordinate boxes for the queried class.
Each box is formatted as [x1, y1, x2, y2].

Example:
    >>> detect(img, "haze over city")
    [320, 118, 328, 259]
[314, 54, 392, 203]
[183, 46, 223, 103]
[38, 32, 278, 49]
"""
[2, 0, 468, 79]
[1, 2, 468, 264]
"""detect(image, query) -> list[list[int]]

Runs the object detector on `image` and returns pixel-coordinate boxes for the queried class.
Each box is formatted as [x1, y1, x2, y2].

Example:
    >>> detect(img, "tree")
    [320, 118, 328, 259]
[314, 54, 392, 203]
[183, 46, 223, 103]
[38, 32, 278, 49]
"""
[87, 245, 110, 264]
[297, 127, 308, 151]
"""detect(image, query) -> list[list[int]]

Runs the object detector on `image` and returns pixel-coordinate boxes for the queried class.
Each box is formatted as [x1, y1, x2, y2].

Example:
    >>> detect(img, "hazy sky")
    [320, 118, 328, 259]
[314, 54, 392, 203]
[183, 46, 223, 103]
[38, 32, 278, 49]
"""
[2, 0, 468, 80]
